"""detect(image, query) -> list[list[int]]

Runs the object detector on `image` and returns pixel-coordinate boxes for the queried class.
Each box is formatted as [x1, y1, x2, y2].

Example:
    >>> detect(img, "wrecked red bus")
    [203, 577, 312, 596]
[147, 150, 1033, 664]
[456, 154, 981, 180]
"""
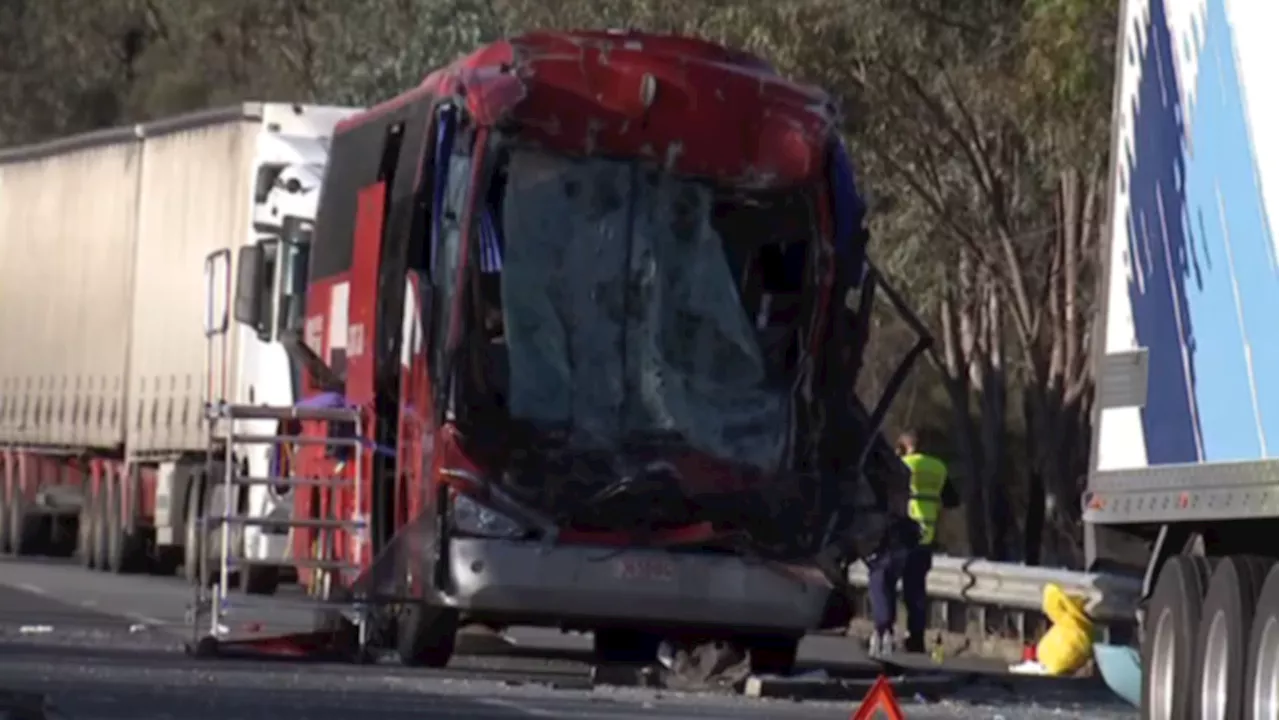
[210, 30, 930, 672]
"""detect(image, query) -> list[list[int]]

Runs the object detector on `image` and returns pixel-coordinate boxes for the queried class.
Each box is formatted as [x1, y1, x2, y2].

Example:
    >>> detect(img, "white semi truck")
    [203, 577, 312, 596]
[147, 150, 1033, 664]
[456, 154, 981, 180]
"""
[0, 103, 360, 594]
[1084, 1, 1278, 718]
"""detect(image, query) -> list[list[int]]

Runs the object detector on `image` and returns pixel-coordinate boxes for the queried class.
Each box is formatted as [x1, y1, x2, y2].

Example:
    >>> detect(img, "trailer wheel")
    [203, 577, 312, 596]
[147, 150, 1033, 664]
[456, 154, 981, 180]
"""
[182, 482, 200, 584]
[0, 474, 11, 554]
[396, 603, 458, 668]
[240, 566, 280, 596]
[7, 484, 46, 556]
[47, 515, 76, 557]
[1244, 563, 1279, 720]
[1142, 555, 1214, 720]
[91, 486, 109, 569]
[103, 481, 145, 574]
[1193, 555, 1271, 720]
[183, 481, 216, 587]
[78, 487, 98, 569]
[152, 546, 183, 576]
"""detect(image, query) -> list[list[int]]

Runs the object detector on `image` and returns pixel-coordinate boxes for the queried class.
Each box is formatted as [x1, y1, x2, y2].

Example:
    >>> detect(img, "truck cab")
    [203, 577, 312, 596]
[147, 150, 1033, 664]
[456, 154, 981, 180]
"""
[260, 31, 929, 669]
[213, 105, 360, 592]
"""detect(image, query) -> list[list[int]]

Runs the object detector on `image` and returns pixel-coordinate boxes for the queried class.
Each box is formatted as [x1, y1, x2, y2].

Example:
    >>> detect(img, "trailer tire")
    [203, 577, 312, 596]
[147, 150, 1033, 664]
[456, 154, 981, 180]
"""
[1142, 555, 1214, 720]
[152, 547, 183, 576]
[183, 481, 214, 587]
[396, 603, 458, 668]
[240, 566, 280, 596]
[78, 487, 98, 569]
[182, 483, 200, 584]
[1244, 563, 1278, 720]
[91, 487, 109, 570]
[47, 515, 76, 557]
[104, 482, 144, 574]
[1193, 555, 1271, 720]
[0, 476, 11, 555]
[7, 485, 46, 556]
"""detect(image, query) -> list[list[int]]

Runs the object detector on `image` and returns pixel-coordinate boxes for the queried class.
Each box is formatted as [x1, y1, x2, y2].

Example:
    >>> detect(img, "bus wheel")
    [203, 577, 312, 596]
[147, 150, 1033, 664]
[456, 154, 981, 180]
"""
[397, 603, 458, 668]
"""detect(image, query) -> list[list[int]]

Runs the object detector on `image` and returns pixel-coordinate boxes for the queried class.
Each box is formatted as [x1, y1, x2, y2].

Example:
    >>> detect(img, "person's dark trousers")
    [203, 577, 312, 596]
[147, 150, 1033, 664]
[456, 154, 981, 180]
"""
[901, 543, 935, 653]
[866, 547, 908, 635]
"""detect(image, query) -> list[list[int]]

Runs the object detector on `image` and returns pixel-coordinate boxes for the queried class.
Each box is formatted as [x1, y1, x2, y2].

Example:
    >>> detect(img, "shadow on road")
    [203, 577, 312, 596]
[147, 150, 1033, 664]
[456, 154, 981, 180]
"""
[0, 638, 581, 720]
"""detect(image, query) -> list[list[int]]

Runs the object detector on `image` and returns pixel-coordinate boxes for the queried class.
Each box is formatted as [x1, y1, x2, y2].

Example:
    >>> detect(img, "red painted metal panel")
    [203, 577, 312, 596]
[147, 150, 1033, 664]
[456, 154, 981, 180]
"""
[345, 182, 387, 406]
[335, 30, 833, 190]
[397, 271, 434, 528]
[291, 274, 351, 583]
[341, 182, 388, 572]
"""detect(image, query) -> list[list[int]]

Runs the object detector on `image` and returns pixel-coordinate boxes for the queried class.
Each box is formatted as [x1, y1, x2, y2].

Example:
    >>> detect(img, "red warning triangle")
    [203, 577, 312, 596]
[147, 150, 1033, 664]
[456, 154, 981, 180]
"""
[850, 675, 905, 720]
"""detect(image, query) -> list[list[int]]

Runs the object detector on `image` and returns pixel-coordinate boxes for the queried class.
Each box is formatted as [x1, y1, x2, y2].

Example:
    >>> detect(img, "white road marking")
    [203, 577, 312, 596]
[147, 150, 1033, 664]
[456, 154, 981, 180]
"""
[17, 582, 46, 595]
[478, 699, 560, 718]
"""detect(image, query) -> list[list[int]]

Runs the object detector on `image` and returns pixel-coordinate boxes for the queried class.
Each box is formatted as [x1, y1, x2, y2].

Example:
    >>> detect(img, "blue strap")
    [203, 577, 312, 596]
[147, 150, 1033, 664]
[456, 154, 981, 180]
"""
[430, 106, 458, 275]
[478, 205, 503, 273]
[429, 105, 503, 275]
[828, 138, 868, 285]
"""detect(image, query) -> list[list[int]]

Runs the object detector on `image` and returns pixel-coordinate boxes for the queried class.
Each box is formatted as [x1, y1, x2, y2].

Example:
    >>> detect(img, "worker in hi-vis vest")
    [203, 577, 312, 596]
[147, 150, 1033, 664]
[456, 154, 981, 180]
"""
[867, 429, 960, 656]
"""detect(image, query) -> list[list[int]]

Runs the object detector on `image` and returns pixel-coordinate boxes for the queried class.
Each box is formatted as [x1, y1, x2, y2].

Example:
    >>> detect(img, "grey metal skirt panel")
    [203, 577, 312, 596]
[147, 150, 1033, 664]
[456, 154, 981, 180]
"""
[444, 538, 831, 632]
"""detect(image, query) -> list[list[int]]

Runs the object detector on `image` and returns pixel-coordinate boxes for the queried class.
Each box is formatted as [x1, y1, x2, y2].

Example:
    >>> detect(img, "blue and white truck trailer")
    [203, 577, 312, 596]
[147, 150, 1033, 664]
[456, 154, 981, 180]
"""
[1084, 0, 1278, 718]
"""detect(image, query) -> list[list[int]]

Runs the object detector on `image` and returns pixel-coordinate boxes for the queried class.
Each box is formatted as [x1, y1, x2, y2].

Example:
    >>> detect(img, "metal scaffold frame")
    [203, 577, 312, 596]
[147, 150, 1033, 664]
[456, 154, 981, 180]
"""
[191, 249, 370, 658]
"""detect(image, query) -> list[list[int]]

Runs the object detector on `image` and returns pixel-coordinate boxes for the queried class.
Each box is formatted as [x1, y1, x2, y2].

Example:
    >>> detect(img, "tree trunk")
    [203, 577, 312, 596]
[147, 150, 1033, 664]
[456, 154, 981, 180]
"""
[1021, 366, 1094, 567]
[938, 279, 990, 557]
[930, 250, 1020, 560]
[977, 277, 1009, 560]
[1005, 165, 1100, 567]
[1021, 392, 1047, 565]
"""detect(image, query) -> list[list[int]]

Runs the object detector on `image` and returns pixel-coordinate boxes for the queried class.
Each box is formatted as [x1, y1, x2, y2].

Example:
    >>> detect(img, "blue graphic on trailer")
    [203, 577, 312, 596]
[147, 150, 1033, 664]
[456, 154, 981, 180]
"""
[1124, 0, 1279, 465]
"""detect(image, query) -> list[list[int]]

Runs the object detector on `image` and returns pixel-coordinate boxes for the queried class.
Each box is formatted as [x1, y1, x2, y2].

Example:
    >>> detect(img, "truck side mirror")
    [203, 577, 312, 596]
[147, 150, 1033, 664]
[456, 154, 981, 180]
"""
[233, 244, 266, 334]
[278, 219, 313, 338]
[278, 247, 309, 338]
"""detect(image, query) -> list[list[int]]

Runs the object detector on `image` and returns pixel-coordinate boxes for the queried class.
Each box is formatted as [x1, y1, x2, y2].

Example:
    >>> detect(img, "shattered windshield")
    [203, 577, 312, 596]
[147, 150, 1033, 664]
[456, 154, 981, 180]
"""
[498, 149, 791, 473]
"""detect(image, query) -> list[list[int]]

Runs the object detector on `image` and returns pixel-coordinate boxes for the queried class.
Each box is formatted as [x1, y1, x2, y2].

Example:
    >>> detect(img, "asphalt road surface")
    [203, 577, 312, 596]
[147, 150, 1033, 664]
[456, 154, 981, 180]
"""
[0, 557, 1137, 719]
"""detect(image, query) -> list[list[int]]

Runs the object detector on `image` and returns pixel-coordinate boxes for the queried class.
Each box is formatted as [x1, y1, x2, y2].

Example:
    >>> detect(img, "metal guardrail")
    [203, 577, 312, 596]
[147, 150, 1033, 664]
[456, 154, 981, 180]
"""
[846, 555, 1143, 623]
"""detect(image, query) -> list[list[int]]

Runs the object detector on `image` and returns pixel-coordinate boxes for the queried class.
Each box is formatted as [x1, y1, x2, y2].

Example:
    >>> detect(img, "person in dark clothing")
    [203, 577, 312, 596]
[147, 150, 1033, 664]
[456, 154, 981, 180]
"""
[866, 429, 961, 656]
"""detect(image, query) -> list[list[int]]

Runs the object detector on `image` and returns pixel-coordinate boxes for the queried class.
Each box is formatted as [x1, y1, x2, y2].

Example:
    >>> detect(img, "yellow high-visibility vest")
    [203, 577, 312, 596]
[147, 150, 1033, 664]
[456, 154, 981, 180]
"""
[902, 452, 948, 545]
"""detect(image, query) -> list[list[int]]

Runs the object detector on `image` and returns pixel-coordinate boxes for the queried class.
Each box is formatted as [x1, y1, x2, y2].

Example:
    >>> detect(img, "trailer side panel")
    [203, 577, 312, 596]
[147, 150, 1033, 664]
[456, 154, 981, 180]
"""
[127, 119, 259, 455]
[0, 138, 143, 449]
[1087, 0, 1279, 530]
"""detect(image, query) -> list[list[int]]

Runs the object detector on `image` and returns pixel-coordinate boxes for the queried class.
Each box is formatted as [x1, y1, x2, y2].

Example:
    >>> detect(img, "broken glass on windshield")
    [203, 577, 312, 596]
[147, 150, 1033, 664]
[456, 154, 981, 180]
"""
[498, 149, 790, 473]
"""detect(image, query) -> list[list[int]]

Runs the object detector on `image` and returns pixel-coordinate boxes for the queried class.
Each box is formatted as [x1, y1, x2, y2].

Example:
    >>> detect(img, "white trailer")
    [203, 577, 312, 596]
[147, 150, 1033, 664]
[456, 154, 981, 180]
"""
[1084, 0, 1278, 717]
[0, 103, 360, 594]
